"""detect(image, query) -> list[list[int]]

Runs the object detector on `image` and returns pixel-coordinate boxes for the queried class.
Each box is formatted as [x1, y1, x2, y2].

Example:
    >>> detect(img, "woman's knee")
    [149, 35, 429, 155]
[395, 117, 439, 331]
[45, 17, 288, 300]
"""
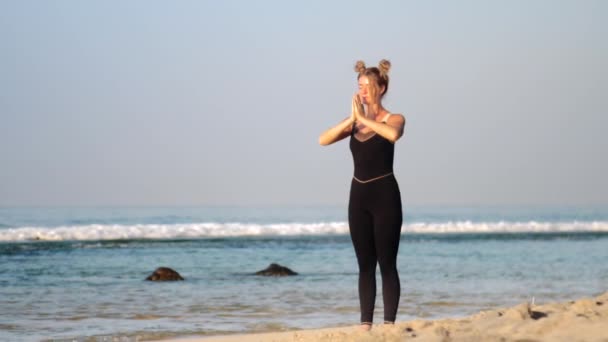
[358, 258, 377, 274]
[378, 260, 398, 277]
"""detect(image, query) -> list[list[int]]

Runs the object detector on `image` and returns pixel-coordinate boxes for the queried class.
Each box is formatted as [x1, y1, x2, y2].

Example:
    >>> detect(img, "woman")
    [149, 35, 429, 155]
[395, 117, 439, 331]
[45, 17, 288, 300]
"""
[319, 60, 406, 330]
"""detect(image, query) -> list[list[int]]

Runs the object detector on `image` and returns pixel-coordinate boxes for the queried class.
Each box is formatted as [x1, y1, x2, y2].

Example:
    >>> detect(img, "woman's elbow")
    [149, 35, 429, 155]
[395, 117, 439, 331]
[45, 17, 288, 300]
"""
[388, 130, 404, 143]
[319, 136, 329, 146]
[388, 119, 406, 143]
[387, 133, 399, 143]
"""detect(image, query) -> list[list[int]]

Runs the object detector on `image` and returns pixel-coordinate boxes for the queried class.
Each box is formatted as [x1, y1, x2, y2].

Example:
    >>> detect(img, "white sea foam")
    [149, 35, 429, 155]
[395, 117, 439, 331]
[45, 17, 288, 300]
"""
[0, 221, 607, 242]
[0, 222, 347, 242]
[406, 221, 608, 233]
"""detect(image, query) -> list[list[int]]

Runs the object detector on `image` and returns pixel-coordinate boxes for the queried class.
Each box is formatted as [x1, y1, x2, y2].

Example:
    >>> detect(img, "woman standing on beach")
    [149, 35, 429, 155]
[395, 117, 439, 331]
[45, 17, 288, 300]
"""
[319, 60, 405, 330]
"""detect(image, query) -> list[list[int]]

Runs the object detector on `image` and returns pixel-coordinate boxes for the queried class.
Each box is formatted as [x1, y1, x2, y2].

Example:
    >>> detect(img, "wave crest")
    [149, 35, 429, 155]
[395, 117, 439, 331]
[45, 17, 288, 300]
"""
[1, 221, 607, 242]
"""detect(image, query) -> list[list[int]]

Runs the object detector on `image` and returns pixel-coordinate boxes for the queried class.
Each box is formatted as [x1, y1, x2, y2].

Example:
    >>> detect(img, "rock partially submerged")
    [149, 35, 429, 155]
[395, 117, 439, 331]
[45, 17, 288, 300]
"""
[145, 267, 184, 281]
[255, 263, 298, 276]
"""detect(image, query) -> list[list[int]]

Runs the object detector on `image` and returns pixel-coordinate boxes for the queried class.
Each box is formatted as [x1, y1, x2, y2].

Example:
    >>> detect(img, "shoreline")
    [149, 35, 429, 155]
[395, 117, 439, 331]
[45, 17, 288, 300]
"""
[159, 291, 608, 342]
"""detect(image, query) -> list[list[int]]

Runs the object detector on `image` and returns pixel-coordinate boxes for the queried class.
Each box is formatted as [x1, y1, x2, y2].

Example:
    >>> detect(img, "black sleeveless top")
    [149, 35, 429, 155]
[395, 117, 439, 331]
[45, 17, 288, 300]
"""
[349, 115, 395, 182]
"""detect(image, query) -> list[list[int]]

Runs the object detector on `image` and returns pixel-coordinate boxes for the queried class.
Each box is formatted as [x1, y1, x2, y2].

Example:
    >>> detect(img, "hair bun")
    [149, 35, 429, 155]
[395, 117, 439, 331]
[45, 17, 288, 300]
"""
[378, 59, 391, 76]
[354, 60, 366, 74]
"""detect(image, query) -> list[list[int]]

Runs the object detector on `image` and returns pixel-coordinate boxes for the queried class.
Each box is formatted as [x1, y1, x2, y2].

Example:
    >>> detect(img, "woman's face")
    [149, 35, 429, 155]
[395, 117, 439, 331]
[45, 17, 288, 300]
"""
[358, 75, 385, 105]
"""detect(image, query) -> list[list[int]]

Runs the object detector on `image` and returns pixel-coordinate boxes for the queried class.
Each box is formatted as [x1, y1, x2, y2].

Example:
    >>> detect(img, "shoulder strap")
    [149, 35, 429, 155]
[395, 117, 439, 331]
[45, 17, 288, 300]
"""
[381, 113, 391, 123]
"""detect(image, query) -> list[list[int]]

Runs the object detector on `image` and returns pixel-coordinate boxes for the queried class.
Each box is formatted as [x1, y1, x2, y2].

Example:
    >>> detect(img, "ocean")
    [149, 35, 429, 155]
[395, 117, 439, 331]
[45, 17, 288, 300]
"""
[1, 205, 607, 341]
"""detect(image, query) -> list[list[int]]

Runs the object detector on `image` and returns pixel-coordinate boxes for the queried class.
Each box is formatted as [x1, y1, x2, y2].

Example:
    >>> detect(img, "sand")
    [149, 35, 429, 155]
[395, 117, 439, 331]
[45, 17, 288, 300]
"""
[163, 291, 608, 342]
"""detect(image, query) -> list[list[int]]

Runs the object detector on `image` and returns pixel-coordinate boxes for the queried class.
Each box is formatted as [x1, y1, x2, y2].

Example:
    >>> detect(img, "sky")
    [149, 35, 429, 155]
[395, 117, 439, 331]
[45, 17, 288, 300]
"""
[1, 1, 607, 207]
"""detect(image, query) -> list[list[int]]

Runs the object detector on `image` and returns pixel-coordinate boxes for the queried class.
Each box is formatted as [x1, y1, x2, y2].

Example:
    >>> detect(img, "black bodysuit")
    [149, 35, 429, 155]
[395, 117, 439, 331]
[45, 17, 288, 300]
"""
[348, 114, 403, 324]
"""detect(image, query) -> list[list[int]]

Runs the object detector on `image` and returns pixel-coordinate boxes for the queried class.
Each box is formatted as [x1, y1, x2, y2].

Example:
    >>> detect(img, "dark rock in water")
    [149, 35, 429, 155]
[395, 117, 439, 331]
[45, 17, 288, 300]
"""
[145, 267, 184, 281]
[255, 263, 298, 276]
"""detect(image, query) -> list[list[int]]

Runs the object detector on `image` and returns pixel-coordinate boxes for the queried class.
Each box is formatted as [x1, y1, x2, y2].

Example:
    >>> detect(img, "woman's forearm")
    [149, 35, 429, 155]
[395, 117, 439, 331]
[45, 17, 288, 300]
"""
[319, 117, 354, 146]
[358, 116, 403, 143]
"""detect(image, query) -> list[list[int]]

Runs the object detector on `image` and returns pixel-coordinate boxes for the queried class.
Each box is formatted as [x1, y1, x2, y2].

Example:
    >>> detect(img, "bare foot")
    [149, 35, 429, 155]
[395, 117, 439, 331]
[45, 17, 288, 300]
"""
[359, 323, 372, 331]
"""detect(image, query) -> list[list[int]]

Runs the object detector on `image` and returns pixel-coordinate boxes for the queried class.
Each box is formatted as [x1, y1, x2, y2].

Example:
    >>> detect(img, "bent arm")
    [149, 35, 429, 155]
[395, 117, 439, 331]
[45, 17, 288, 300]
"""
[357, 114, 405, 143]
[318, 117, 355, 146]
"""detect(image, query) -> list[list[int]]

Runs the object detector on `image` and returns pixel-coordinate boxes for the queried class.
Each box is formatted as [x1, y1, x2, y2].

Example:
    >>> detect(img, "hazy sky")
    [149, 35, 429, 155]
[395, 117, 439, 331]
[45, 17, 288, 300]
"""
[1, 1, 607, 207]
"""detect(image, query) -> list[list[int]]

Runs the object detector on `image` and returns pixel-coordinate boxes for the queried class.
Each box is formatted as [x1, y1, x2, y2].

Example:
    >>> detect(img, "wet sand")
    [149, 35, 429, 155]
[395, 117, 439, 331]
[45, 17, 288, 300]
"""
[162, 291, 608, 342]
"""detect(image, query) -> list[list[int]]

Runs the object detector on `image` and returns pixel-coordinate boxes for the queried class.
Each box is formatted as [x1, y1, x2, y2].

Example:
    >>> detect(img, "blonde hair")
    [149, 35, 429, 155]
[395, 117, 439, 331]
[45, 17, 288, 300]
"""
[354, 59, 391, 101]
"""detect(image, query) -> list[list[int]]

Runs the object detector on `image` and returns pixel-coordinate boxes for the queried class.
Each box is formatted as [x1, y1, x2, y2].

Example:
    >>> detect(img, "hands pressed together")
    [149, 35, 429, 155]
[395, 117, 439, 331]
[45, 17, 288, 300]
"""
[351, 94, 366, 123]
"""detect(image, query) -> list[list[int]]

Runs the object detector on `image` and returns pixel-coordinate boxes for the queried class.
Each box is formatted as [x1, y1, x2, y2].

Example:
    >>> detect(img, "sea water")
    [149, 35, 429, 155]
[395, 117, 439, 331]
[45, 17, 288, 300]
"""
[1, 205, 607, 341]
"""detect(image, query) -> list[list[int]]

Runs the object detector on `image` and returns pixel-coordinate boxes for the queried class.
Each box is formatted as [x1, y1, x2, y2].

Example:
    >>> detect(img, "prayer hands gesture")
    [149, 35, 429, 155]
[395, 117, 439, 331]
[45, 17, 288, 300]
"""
[351, 94, 365, 123]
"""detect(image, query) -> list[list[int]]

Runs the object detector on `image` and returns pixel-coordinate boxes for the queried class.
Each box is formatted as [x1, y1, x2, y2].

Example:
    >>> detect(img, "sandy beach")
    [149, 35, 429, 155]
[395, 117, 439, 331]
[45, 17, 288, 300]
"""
[163, 291, 608, 342]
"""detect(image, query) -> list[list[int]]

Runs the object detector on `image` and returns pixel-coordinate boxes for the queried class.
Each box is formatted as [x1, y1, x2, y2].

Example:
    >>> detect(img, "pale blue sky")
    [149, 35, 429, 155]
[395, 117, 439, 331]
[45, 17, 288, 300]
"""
[1, 1, 607, 206]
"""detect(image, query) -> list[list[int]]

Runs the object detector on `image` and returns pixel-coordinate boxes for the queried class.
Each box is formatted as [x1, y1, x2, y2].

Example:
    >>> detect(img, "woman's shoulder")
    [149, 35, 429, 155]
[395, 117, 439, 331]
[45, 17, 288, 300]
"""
[385, 113, 406, 125]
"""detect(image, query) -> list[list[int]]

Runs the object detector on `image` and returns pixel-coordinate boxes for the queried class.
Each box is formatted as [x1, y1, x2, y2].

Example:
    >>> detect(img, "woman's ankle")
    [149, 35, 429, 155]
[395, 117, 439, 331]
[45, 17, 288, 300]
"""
[360, 322, 372, 331]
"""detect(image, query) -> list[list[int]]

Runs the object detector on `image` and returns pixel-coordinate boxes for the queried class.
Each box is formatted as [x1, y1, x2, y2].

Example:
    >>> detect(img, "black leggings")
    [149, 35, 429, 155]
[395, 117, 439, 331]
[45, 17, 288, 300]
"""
[348, 174, 402, 323]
